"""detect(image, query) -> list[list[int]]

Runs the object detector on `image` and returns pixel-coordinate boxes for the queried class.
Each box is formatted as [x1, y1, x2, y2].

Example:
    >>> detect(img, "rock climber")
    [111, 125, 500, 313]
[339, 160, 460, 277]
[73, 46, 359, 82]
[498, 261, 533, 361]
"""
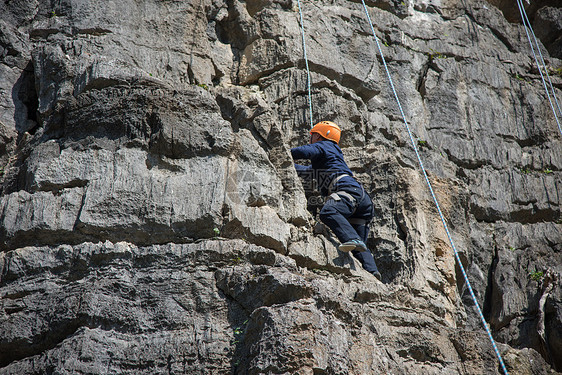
[291, 120, 381, 280]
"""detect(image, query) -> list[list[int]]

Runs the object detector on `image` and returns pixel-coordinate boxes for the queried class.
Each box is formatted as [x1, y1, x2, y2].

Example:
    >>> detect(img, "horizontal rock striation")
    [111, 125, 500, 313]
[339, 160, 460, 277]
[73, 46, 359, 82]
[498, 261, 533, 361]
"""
[1, 0, 561, 373]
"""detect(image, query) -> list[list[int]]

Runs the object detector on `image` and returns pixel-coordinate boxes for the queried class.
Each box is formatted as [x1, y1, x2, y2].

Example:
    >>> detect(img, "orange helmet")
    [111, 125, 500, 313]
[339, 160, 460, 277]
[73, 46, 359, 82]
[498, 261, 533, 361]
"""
[310, 121, 341, 144]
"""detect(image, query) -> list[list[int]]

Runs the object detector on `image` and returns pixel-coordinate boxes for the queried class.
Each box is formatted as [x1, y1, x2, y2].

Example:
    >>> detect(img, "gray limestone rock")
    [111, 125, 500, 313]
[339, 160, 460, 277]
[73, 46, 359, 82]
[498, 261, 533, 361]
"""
[0, 0, 561, 373]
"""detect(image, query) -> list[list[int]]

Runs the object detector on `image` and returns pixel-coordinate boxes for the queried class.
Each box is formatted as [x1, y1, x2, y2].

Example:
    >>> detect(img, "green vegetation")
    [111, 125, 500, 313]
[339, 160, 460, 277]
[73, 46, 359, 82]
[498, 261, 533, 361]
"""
[429, 49, 446, 59]
[417, 139, 429, 148]
[529, 269, 544, 282]
[550, 66, 562, 77]
[233, 321, 247, 336]
[542, 168, 553, 174]
[508, 246, 515, 251]
[233, 319, 249, 345]
[520, 167, 531, 175]
[49, 10, 57, 18]
[513, 73, 527, 83]
[213, 227, 220, 236]
[231, 256, 243, 265]
[198, 83, 209, 90]
[311, 267, 333, 275]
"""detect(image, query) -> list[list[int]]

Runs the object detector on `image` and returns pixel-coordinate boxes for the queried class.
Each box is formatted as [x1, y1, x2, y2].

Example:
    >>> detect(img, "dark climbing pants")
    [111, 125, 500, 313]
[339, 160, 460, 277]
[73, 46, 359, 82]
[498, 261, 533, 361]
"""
[319, 187, 380, 275]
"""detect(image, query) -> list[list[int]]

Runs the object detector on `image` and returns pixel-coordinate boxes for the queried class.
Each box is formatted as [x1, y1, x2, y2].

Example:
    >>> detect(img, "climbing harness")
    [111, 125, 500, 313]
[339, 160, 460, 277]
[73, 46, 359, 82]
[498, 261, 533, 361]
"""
[328, 174, 350, 193]
[327, 175, 357, 209]
[515, 0, 562, 136]
[358, 1, 510, 374]
[296, 0, 314, 129]
[328, 191, 355, 204]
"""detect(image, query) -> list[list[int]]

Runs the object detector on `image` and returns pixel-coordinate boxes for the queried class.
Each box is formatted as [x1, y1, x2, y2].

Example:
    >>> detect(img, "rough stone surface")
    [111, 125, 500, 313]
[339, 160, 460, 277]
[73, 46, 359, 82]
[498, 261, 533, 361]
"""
[1, 0, 561, 373]
[534, 6, 562, 59]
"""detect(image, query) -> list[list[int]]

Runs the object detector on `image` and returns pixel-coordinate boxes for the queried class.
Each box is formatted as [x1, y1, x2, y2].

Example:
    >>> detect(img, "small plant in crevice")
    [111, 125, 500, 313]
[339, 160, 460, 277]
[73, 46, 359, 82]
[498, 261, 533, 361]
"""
[529, 269, 544, 282]
[549, 66, 562, 77]
[513, 73, 528, 83]
[508, 246, 515, 251]
[232, 319, 249, 345]
[49, 10, 57, 18]
[520, 167, 531, 175]
[311, 267, 330, 275]
[429, 48, 446, 59]
[197, 83, 209, 90]
[542, 168, 553, 174]
[417, 139, 429, 149]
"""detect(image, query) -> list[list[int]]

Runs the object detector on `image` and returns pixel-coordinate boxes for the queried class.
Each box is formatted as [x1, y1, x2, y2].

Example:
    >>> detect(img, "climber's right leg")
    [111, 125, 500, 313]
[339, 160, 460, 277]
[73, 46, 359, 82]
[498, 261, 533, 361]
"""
[318, 194, 361, 245]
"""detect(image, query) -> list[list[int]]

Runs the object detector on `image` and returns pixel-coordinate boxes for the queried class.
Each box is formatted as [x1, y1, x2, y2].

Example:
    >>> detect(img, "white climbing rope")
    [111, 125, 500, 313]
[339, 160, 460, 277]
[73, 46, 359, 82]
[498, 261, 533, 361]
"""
[359, 2, 510, 374]
[296, 0, 314, 128]
[516, 0, 562, 136]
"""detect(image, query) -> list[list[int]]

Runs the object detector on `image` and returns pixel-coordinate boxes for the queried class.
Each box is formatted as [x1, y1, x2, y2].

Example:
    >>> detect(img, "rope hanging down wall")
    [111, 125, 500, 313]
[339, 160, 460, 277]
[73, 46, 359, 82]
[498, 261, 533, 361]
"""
[515, 0, 562, 136]
[296, 0, 314, 129]
[357, 2, 510, 374]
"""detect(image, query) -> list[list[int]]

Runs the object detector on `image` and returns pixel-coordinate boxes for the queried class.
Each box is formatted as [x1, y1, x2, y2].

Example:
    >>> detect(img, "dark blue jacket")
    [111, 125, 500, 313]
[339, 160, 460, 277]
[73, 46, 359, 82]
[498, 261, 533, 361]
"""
[291, 140, 362, 196]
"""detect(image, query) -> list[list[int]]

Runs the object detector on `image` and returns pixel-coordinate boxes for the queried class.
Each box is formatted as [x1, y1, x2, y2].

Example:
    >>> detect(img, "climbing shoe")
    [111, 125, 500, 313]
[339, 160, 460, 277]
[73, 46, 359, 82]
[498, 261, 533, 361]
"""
[338, 239, 368, 253]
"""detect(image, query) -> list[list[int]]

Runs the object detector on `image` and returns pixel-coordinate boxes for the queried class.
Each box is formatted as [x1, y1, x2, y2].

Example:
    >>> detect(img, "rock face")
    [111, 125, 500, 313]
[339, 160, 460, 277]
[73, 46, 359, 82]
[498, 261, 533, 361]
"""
[0, 0, 561, 374]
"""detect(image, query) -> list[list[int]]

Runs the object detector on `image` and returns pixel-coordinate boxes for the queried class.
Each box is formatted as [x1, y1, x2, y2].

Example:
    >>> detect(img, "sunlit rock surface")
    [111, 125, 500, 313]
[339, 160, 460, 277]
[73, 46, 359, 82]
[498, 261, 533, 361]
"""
[1, 0, 561, 373]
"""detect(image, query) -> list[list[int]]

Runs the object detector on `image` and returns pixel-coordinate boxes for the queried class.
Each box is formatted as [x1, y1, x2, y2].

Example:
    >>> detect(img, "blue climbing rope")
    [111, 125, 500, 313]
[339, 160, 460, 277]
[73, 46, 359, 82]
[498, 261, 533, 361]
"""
[516, 0, 562, 136]
[296, 0, 314, 129]
[359, 2, 510, 374]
